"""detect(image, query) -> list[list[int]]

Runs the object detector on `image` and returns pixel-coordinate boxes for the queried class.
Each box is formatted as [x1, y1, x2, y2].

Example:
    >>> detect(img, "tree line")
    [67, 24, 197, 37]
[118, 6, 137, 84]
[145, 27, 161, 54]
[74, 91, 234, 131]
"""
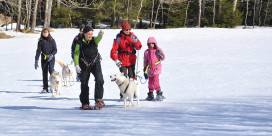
[0, 0, 271, 32]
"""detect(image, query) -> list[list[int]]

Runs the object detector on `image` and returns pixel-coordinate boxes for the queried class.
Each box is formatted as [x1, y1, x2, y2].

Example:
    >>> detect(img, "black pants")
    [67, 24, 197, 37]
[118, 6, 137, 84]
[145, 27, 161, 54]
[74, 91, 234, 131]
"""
[41, 57, 55, 90]
[79, 62, 104, 105]
[119, 65, 135, 98]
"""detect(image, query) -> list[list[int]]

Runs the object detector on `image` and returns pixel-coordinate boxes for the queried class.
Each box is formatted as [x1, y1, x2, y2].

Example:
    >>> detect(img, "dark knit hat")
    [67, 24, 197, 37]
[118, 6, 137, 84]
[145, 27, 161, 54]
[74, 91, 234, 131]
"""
[83, 26, 93, 34]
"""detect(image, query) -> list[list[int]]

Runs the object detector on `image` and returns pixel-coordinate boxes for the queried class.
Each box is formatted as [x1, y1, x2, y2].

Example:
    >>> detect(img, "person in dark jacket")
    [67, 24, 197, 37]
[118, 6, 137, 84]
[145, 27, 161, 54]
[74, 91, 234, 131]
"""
[34, 28, 57, 93]
[74, 26, 105, 110]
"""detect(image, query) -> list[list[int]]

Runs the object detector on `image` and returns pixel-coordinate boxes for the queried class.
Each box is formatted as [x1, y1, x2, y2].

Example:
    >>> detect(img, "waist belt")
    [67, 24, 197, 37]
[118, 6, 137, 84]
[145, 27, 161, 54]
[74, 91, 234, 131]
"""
[118, 50, 136, 55]
[42, 53, 50, 60]
[145, 60, 161, 74]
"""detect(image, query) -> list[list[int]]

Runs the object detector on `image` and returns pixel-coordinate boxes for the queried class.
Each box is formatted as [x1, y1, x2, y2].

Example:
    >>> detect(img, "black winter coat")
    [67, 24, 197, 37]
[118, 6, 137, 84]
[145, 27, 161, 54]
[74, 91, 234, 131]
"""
[35, 38, 57, 61]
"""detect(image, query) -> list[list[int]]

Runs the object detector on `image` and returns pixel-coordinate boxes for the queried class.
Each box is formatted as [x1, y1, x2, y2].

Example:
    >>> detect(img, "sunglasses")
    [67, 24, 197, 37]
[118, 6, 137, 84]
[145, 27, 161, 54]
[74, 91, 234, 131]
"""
[125, 29, 131, 31]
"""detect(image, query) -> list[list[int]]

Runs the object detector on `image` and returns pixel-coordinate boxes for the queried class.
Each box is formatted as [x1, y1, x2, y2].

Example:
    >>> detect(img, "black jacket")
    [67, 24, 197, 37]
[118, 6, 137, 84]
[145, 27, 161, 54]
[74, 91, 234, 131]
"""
[35, 38, 57, 61]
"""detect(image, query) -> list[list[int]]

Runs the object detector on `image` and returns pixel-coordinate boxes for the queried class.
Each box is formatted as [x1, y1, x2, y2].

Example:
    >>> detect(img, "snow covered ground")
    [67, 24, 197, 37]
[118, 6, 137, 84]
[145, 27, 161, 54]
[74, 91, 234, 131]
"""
[0, 25, 272, 136]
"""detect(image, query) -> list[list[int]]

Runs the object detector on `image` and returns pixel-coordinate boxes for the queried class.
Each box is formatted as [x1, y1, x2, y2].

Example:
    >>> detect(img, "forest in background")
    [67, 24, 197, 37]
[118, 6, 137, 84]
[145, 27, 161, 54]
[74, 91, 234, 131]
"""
[0, 0, 271, 32]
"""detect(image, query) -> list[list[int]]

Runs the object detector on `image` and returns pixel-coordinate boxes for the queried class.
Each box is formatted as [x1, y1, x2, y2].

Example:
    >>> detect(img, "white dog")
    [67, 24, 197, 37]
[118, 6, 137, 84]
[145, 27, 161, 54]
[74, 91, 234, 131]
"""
[110, 73, 140, 108]
[56, 59, 76, 86]
[49, 71, 62, 97]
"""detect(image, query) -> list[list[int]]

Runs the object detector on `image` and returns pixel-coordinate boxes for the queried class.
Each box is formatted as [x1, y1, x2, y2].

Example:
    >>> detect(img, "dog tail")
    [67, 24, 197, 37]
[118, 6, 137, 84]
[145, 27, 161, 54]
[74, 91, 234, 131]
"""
[56, 59, 66, 68]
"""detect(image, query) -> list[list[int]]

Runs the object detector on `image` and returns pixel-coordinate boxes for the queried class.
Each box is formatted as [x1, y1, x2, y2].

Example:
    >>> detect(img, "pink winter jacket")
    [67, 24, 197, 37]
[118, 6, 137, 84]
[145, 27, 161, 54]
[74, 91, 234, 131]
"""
[144, 37, 165, 77]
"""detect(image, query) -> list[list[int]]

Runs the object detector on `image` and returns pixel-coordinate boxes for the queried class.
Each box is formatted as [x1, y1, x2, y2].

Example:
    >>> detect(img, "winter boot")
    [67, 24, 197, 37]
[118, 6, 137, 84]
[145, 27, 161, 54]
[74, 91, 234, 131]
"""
[41, 89, 48, 93]
[156, 90, 165, 101]
[94, 99, 106, 110]
[81, 104, 93, 110]
[146, 92, 154, 101]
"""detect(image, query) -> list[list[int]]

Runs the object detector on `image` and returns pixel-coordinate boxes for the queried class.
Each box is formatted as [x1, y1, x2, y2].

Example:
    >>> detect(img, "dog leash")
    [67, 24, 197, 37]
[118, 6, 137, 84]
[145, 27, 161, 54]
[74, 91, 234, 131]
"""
[135, 40, 148, 84]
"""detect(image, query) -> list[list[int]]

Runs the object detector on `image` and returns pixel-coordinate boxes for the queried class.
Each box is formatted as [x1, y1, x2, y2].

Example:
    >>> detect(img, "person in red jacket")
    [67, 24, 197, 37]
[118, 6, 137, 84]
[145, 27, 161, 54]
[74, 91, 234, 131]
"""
[110, 22, 142, 99]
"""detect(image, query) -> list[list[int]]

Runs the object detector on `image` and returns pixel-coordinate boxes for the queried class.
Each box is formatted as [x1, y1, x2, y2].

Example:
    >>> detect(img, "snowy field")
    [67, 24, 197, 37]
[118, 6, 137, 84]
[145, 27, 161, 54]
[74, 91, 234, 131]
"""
[0, 25, 272, 136]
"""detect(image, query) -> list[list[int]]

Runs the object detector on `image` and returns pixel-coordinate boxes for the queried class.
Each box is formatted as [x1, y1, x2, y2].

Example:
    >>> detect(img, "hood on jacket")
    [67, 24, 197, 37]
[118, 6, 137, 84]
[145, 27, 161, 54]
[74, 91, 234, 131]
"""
[147, 37, 158, 49]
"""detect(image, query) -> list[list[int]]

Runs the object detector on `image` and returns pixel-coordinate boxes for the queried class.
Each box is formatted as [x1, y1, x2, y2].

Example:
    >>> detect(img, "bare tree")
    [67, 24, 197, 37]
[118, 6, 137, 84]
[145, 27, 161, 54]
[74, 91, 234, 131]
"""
[153, 0, 161, 28]
[233, 0, 238, 13]
[150, 0, 155, 28]
[31, 0, 39, 32]
[258, 0, 263, 26]
[253, 0, 257, 28]
[245, 0, 249, 28]
[202, 0, 206, 16]
[213, 0, 216, 26]
[263, 0, 270, 26]
[57, 0, 61, 8]
[134, 0, 144, 29]
[16, 0, 22, 32]
[198, 0, 202, 27]
[25, 0, 32, 31]
[112, 0, 117, 27]
[44, 0, 52, 28]
[184, 0, 193, 27]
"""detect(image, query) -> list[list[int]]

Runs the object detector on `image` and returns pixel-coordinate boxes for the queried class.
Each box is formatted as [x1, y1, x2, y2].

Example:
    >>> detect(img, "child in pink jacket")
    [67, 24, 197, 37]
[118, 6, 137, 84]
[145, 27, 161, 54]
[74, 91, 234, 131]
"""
[143, 37, 165, 101]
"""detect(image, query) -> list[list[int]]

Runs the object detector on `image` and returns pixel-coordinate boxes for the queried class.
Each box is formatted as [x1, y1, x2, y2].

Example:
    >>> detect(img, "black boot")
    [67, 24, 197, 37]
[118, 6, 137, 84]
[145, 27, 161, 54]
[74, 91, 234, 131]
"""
[156, 90, 165, 101]
[146, 92, 154, 101]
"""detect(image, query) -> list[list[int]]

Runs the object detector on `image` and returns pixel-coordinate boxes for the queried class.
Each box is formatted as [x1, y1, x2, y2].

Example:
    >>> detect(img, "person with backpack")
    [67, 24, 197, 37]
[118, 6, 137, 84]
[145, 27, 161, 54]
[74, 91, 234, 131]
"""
[144, 37, 165, 101]
[110, 22, 142, 99]
[71, 26, 84, 81]
[71, 26, 84, 59]
[34, 28, 57, 93]
[73, 26, 105, 110]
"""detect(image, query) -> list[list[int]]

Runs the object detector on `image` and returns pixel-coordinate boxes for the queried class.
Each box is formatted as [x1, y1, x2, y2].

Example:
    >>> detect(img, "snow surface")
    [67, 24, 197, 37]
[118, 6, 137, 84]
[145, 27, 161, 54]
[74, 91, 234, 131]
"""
[1, 25, 272, 136]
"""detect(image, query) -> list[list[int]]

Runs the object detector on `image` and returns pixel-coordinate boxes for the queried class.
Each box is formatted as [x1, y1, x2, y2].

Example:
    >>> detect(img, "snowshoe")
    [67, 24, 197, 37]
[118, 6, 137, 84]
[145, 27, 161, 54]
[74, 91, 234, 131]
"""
[80, 104, 93, 110]
[93, 100, 105, 110]
[146, 92, 155, 101]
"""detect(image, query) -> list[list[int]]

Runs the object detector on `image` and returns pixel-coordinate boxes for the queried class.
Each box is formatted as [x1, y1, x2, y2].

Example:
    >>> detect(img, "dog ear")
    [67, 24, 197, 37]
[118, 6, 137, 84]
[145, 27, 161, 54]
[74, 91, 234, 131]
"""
[121, 72, 124, 76]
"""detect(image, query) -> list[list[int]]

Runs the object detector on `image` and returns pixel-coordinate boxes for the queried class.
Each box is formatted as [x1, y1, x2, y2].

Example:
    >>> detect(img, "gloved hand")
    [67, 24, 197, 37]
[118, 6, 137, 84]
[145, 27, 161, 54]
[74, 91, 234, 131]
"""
[34, 60, 39, 70]
[132, 37, 138, 43]
[98, 30, 104, 36]
[144, 73, 148, 79]
[47, 55, 53, 62]
[75, 65, 81, 73]
[155, 50, 163, 58]
[115, 59, 122, 68]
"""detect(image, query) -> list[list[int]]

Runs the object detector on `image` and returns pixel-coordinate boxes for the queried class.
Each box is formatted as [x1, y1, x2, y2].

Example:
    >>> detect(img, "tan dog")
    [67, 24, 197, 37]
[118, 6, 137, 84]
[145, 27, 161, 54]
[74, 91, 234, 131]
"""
[49, 71, 62, 97]
[110, 73, 140, 108]
[56, 59, 76, 86]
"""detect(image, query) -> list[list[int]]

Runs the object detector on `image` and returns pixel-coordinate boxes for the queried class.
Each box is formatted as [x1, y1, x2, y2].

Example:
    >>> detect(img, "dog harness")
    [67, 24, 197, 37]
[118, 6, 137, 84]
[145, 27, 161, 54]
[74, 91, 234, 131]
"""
[118, 80, 130, 93]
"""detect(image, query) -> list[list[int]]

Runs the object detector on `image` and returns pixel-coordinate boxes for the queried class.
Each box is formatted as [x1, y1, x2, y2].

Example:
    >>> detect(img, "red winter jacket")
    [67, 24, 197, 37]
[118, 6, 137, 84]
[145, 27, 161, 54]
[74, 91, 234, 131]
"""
[110, 31, 142, 66]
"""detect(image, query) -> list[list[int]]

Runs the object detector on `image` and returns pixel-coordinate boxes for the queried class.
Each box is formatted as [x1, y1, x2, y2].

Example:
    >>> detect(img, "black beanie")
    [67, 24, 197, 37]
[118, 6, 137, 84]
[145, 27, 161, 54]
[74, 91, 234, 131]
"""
[83, 26, 93, 34]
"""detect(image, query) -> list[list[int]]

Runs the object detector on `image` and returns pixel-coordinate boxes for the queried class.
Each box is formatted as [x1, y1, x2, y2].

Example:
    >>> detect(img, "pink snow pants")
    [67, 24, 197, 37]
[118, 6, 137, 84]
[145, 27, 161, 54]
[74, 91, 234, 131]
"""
[148, 74, 160, 92]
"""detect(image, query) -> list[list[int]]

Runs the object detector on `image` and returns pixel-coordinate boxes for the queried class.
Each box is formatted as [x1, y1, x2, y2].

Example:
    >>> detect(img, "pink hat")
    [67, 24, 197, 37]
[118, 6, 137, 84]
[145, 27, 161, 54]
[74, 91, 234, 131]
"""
[147, 37, 158, 47]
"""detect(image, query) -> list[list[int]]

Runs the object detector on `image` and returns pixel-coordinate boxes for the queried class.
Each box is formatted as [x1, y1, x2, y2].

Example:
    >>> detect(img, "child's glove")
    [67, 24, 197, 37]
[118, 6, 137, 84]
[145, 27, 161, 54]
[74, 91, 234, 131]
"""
[47, 55, 53, 62]
[34, 60, 39, 70]
[155, 50, 163, 58]
[98, 30, 104, 36]
[144, 73, 148, 79]
[75, 65, 81, 73]
[115, 59, 122, 68]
